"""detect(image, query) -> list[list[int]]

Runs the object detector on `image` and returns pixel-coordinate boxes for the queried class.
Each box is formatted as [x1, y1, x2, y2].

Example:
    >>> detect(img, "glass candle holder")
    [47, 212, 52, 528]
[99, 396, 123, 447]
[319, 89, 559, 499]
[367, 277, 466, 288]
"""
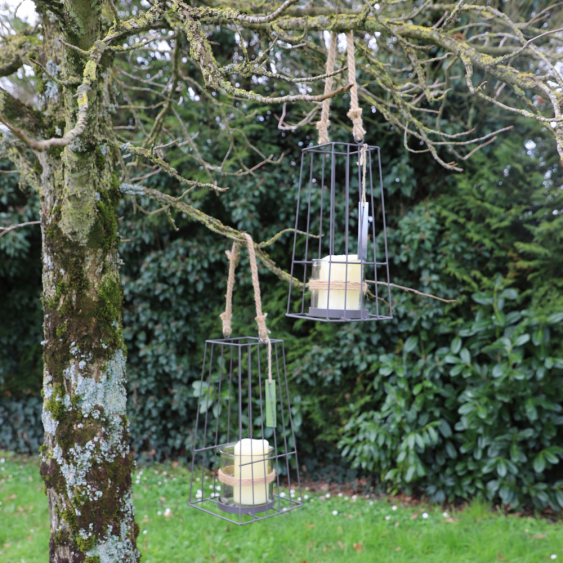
[218, 439, 275, 514]
[310, 255, 364, 316]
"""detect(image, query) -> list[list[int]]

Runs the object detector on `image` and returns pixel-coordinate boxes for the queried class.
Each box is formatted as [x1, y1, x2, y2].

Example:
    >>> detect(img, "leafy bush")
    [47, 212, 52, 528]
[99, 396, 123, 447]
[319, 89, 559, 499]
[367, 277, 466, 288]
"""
[0, 394, 43, 453]
[335, 131, 563, 509]
[338, 278, 563, 509]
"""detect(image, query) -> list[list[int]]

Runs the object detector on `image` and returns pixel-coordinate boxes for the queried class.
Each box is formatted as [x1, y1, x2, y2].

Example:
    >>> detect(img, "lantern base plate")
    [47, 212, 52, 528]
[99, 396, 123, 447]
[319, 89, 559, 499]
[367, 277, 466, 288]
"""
[308, 307, 369, 319]
[217, 499, 275, 515]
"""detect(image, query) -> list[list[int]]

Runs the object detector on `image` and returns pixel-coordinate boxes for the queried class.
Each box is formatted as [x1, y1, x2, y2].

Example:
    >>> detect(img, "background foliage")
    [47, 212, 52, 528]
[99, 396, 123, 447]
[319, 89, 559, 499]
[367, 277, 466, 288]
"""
[1, 24, 563, 511]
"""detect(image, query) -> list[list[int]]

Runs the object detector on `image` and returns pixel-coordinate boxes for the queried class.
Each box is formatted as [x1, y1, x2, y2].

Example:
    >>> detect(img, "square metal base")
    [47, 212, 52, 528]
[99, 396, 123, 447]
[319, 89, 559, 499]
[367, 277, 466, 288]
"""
[308, 307, 369, 319]
[217, 499, 275, 515]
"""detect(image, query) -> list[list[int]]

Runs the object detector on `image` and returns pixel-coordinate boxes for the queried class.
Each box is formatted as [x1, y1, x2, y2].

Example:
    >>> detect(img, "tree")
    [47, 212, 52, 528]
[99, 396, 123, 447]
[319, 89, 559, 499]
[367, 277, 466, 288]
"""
[1, 1, 563, 561]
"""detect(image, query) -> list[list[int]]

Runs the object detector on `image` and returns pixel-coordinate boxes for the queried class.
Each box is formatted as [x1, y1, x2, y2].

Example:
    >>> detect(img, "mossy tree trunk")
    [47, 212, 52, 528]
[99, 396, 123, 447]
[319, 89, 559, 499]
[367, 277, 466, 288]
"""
[35, 2, 139, 562]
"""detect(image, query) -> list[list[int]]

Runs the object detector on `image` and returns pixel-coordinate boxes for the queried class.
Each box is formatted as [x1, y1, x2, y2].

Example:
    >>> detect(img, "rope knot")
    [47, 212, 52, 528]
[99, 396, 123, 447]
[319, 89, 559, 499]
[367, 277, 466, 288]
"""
[347, 108, 363, 120]
[347, 108, 366, 142]
[255, 313, 270, 342]
[316, 121, 330, 145]
[219, 311, 232, 338]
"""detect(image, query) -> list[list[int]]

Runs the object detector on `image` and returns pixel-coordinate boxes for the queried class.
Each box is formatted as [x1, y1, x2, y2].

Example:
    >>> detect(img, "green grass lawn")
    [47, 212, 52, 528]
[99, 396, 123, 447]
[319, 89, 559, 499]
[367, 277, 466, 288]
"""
[1, 451, 562, 563]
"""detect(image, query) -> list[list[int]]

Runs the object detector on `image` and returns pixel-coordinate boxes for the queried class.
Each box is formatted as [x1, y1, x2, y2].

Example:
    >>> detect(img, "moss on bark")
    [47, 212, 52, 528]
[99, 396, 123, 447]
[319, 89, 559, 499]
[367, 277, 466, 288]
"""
[35, 3, 139, 559]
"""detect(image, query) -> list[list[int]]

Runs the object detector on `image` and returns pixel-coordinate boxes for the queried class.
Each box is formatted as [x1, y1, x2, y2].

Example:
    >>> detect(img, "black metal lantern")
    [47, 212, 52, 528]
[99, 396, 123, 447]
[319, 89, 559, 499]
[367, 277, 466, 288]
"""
[286, 141, 392, 322]
[188, 337, 303, 525]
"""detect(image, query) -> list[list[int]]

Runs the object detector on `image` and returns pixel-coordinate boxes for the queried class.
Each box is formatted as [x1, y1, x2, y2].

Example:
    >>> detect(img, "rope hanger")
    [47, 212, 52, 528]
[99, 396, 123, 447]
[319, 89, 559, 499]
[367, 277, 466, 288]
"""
[219, 34, 367, 391]
[220, 235, 273, 386]
[316, 31, 366, 144]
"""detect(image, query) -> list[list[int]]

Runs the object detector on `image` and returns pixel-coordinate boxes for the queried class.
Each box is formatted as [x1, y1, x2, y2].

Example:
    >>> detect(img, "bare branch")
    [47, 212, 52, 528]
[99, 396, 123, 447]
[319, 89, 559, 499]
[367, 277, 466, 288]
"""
[367, 280, 457, 303]
[258, 228, 321, 248]
[0, 220, 40, 238]
[117, 142, 228, 193]
[29, 57, 81, 86]
[126, 184, 456, 301]
[275, 103, 320, 131]
[0, 3, 168, 152]
[1, 79, 89, 152]
[107, 0, 121, 28]
[196, 0, 300, 24]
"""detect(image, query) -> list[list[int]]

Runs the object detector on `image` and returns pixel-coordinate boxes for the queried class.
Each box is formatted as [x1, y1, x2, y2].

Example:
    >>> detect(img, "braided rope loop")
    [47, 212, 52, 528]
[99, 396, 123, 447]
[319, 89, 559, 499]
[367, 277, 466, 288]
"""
[316, 31, 338, 144]
[243, 233, 272, 383]
[219, 241, 239, 337]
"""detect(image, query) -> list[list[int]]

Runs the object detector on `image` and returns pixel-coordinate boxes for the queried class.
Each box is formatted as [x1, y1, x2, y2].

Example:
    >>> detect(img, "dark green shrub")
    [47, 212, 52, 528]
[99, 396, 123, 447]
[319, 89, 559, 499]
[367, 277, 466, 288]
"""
[336, 131, 563, 509]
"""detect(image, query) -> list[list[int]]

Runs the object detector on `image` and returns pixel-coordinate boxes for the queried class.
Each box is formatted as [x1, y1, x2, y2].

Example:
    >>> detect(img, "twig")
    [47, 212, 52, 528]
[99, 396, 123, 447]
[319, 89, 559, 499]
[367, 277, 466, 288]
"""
[29, 58, 81, 86]
[58, 38, 89, 56]
[237, 153, 285, 176]
[275, 103, 320, 131]
[258, 228, 321, 248]
[224, 82, 353, 105]
[154, 139, 179, 150]
[366, 280, 457, 303]
[459, 135, 498, 160]
[117, 142, 228, 193]
[108, 37, 159, 52]
[493, 26, 563, 65]
[0, 221, 40, 238]
[107, 0, 121, 28]
[276, 40, 307, 49]
[196, 0, 300, 24]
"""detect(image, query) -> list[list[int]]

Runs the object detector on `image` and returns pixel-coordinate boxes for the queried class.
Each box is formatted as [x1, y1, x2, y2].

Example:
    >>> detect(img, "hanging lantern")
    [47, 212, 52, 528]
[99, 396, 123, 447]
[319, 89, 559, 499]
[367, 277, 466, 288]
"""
[286, 31, 392, 322]
[189, 237, 303, 524]
[286, 141, 392, 322]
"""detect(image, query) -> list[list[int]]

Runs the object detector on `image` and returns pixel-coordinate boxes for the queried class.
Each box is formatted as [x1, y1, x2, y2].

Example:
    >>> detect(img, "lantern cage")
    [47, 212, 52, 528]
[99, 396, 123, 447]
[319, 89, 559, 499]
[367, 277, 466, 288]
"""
[188, 337, 303, 525]
[286, 141, 393, 322]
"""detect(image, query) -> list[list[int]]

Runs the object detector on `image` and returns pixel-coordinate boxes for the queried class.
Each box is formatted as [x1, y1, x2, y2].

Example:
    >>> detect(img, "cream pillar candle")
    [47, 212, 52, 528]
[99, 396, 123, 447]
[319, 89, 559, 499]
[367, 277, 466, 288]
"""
[233, 438, 270, 505]
[313, 254, 363, 310]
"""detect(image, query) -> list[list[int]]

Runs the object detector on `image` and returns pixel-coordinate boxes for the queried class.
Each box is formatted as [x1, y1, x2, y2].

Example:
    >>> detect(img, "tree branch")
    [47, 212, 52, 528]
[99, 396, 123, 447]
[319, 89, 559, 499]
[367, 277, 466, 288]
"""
[118, 142, 228, 193]
[0, 2, 168, 152]
[124, 183, 456, 301]
[367, 280, 457, 303]
[197, 0, 301, 24]
[0, 87, 42, 136]
[0, 33, 41, 78]
[0, 220, 40, 238]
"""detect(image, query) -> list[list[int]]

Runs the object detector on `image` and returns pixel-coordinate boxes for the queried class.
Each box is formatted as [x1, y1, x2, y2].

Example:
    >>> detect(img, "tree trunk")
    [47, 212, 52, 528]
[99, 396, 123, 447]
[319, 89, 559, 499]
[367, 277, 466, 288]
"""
[36, 2, 139, 562]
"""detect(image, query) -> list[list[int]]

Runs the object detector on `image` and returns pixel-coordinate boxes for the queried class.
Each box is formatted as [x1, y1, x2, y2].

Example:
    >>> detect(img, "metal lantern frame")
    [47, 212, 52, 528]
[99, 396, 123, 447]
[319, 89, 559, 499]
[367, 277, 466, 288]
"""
[286, 141, 393, 322]
[188, 337, 303, 525]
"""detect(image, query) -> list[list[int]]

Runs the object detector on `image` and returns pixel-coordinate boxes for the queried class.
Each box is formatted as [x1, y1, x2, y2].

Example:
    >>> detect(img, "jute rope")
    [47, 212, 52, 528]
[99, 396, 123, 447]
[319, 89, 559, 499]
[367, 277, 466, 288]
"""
[316, 31, 337, 145]
[218, 235, 273, 382]
[309, 280, 368, 292]
[243, 233, 272, 383]
[220, 241, 239, 338]
[218, 465, 276, 487]
[346, 31, 366, 142]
